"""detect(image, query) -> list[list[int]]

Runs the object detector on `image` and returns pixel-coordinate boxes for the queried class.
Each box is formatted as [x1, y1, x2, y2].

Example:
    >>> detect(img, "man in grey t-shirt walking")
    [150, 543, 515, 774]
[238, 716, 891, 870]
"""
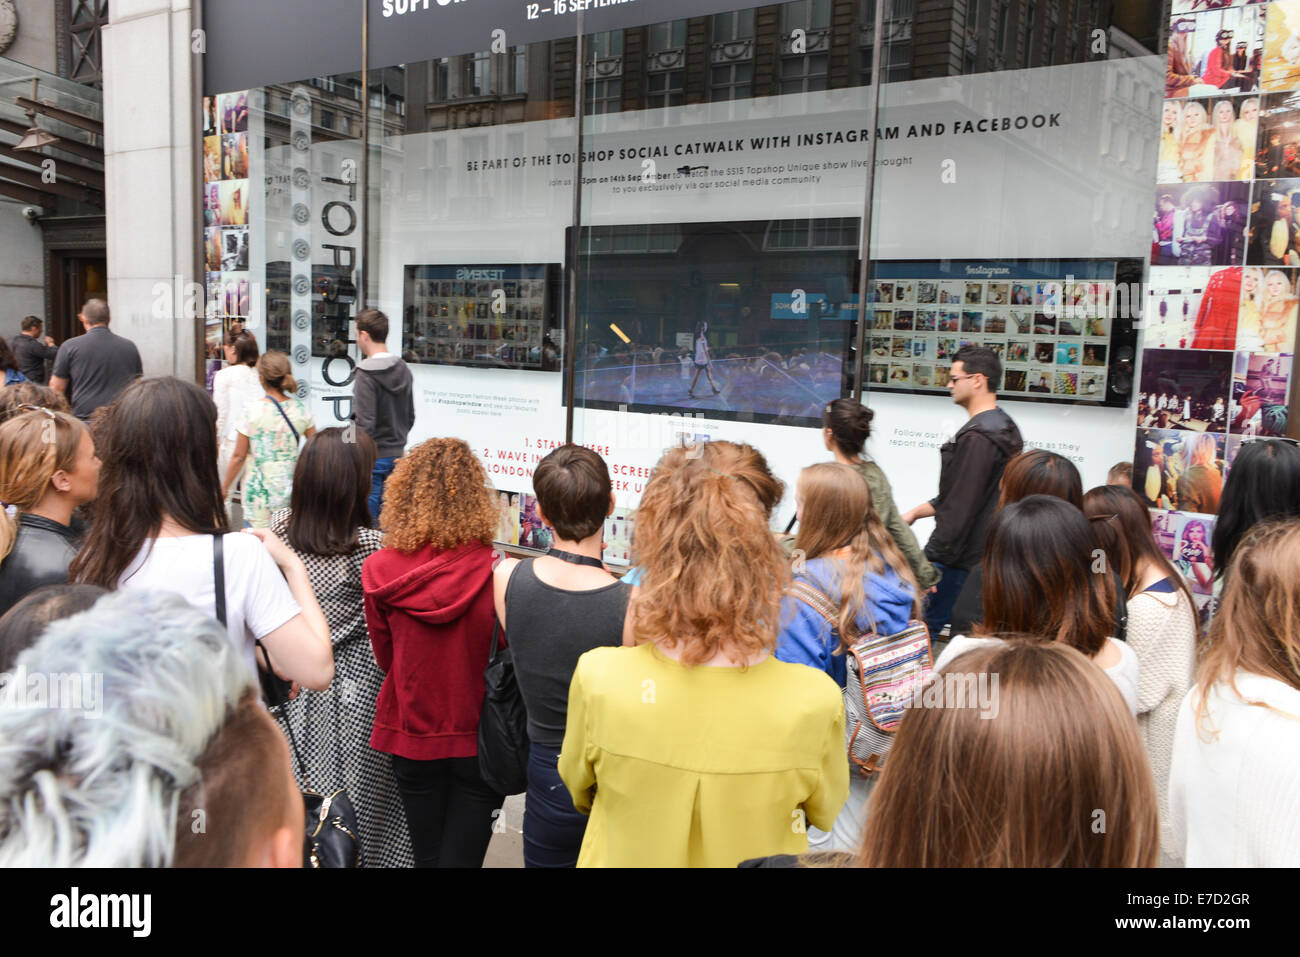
[50, 299, 143, 420]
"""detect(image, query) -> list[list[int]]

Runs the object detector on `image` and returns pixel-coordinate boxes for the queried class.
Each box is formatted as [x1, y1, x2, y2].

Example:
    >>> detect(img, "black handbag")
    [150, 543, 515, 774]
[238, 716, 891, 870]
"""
[211, 535, 360, 867]
[477, 622, 530, 795]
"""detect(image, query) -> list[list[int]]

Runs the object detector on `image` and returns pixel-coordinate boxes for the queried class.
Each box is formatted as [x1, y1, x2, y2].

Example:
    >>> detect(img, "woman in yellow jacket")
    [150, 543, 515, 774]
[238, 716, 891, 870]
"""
[558, 441, 848, 868]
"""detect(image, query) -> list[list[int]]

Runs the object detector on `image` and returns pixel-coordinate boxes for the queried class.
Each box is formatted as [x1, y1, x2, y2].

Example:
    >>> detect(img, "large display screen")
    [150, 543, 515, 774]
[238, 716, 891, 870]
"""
[400, 263, 563, 371]
[865, 259, 1141, 408]
[571, 218, 860, 427]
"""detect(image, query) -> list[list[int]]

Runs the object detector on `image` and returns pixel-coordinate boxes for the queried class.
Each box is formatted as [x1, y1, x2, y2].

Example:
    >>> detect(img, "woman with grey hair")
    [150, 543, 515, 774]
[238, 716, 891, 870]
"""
[0, 589, 303, 867]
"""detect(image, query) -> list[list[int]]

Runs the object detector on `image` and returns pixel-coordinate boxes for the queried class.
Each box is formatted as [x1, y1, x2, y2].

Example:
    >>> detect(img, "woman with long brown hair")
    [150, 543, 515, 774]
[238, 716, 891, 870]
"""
[220, 350, 315, 528]
[779, 463, 921, 682]
[1169, 518, 1300, 866]
[362, 438, 502, 868]
[934, 494, 1137, 713]
[776, 461, 920, 852]
[1084, 484, 1195, 864]
[860, 641, 1158, 866]
[0, 408, 99, 617]
[558, 441, 847, 867]
[270, 427, 412, 868]
[71, 377, 333, 692]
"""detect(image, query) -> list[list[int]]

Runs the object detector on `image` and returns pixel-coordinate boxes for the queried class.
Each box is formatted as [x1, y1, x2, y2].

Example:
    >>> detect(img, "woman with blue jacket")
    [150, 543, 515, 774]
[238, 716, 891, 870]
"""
[777, 461, 920, 850]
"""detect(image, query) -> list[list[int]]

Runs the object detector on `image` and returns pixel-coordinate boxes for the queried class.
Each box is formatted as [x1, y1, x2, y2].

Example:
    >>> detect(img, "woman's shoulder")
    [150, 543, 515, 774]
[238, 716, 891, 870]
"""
[571, 643, 640, 681]
[765, 655, 845, 707]
[1220, 670, 1300, 716]
[269, 507, 291, 537]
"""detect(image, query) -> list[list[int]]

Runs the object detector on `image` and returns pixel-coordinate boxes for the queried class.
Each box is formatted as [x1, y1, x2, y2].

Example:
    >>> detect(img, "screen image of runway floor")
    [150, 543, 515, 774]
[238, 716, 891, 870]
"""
[575, 352, 843, 420]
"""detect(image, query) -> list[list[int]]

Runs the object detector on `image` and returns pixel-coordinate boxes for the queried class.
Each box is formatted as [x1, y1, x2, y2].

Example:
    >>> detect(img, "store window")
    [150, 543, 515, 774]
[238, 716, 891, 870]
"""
[465, 51, 491, 98]
[780, 0, 832, 95]
[586, 31, 624, 116]
[199, 0, 1176, 561]
[711, 10, 755, 101]
[645, 20, 687, 109]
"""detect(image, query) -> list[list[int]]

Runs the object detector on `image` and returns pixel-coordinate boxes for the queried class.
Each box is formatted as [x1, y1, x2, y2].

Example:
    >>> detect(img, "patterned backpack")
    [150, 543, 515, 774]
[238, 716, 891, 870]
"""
[787, 581, 933, 777]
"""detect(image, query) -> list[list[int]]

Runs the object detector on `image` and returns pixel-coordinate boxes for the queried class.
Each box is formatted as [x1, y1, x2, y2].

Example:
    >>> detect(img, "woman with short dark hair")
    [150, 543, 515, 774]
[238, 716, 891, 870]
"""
[270, 427, 412, 867]
[493, 443, 628, 868]
[934, 494, 1138, 713]
[819, 398, 938, 590]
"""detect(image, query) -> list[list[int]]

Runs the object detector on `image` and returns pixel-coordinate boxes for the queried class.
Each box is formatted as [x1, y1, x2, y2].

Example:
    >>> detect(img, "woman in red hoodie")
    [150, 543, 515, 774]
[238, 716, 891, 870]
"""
[363, 437, 503, 867]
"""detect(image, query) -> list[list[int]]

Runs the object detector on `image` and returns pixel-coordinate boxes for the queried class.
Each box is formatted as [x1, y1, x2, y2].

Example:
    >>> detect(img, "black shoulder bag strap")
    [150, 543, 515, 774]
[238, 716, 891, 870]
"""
[266, 394, 300, 444]
[219, 531, 309, 779]
[212, 533, 227, 627]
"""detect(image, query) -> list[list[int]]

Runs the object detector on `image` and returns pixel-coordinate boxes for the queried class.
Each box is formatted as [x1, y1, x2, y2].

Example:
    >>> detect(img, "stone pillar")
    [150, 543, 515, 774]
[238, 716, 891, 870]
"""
[101, 0, 201, 381]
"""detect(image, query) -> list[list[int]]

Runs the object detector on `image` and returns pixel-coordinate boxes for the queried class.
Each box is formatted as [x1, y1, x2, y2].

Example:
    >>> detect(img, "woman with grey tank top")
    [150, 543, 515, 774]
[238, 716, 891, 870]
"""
[493, 445, 629, 868]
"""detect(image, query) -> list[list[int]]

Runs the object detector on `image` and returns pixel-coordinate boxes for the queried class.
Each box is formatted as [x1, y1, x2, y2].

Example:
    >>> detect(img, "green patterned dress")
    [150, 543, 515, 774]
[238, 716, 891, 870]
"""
[235, 395, 314, 527]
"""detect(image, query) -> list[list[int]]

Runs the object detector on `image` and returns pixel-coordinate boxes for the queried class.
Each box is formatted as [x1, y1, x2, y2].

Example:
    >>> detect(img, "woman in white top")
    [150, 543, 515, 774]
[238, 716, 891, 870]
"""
[933, 494, 1138, 714]
[212, 329, 262, 500]
[1168, 518, 1300, 867]
[69, 377, 333, 690]
[1084, 484, 1196, 865]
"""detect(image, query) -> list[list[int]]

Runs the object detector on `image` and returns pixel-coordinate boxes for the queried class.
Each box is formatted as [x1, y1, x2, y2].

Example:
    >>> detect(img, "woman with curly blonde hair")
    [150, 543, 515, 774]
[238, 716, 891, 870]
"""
[362, 437, 503, 867]
[558, 440, 848, 867]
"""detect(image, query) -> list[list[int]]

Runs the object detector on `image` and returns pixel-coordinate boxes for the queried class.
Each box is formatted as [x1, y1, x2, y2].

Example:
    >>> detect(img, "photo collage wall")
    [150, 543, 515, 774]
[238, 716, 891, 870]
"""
[867, 274, 1115, 401]
[1150, 0, 1300, 611]
[202, 90, 253, 384]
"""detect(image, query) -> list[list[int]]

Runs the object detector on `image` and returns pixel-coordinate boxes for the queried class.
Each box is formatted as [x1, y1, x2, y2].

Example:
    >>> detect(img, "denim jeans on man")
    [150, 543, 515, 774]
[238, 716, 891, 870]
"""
[369, 456, 398, 526]
[523, 742, 589, 867]
[923, 562, 970, 640]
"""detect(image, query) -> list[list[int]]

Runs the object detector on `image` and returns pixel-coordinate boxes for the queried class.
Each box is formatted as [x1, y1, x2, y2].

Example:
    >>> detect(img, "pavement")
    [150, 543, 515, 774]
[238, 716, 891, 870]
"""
[483, 792, 526, 868]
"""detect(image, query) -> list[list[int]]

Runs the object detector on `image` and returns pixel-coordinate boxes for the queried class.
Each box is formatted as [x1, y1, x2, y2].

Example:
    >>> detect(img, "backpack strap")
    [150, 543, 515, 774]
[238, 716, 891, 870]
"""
[786, 580, 861, 643]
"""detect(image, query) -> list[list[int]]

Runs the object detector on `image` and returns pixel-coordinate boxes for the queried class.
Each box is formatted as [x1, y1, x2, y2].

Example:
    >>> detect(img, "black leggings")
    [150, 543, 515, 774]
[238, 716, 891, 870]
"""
[390, 754, 504, 868]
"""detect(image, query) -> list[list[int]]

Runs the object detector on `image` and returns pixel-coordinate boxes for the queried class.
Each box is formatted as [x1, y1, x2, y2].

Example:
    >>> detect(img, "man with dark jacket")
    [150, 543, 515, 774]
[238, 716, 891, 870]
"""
[353, 308, 415, 523]
[10, 317, 59, 385]
[902, 345, 1022, 639]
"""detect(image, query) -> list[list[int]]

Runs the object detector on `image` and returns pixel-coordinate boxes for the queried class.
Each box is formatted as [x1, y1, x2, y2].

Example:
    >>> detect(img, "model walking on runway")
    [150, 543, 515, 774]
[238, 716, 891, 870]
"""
[688, 321, 721, 398]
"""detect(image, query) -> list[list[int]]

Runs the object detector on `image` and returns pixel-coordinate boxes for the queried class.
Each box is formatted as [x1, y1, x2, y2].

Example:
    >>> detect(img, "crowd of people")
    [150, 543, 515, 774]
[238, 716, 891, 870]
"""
[0, 316, 1297, 870]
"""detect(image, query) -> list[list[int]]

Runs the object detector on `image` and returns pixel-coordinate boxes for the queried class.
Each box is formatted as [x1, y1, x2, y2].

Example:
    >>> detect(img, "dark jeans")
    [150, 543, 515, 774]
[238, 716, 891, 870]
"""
[523, 742, 588, 868]
[369, 456, 398, 526]
[390, 754, 504, 868]
[924, 561, 970, 640]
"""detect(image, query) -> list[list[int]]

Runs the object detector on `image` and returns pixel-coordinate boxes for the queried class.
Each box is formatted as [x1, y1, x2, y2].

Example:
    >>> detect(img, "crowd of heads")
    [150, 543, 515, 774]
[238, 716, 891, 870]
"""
[0, 352, 1296, 867]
